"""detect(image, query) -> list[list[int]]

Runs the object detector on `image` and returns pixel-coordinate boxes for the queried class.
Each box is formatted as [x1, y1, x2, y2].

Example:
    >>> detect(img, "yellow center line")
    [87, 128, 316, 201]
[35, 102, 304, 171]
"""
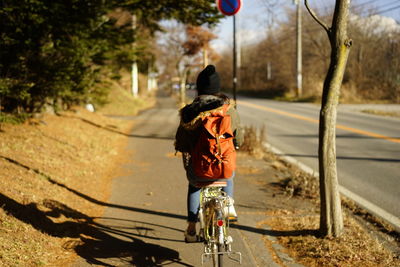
[237, 100, 400, 144]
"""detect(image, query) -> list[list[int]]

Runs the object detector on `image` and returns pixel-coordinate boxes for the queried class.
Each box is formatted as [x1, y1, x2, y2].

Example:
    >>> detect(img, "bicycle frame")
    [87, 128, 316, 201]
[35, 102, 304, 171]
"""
[198, 186, 242, 266]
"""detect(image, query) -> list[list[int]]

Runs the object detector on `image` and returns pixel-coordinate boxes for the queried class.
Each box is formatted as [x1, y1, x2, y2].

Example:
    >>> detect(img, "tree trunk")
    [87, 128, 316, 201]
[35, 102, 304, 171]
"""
[318, 59, 345, 236]
[306, 0, 352, 237]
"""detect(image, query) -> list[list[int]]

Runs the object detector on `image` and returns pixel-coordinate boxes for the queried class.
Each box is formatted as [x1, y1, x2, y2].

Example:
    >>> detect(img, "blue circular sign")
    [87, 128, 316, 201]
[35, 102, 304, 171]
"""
[217, 0, 241, 16]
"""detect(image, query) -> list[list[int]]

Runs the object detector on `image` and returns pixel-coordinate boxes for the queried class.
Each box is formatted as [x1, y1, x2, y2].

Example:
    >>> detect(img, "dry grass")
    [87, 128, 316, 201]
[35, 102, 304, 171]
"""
[97, 79, 155, 116]
[0, 108, 133, 266]
[263, 157, 400, 266]
[264, 214, 399, 267]
[0, 82, 153, 266]
[240, 125, 267, 158]
[241, 125, 319, 200]
[240, 125, 400, 266]
[278, 168, 319, 200]
[266, 164, 400, 266]
[361, 109, 400, 118]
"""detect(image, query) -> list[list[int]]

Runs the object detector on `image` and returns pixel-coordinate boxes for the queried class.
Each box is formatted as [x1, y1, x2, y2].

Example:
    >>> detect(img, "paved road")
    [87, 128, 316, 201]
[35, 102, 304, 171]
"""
[73, 93, 297, 266]
[237, 96, 400, 220]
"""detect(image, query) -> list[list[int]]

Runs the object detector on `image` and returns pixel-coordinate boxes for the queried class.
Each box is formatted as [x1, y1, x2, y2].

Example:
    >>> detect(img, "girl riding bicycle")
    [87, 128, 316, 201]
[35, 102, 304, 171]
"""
[175, 65, 243, 242]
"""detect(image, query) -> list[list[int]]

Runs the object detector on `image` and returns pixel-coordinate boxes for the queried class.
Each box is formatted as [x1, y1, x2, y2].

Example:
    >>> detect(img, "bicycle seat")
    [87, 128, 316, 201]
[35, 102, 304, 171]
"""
[195, 181, 227, 188]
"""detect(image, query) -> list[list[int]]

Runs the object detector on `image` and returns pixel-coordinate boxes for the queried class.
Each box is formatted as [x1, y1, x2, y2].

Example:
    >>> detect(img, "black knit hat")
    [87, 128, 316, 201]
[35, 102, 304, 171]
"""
[196, 65, 220, 95]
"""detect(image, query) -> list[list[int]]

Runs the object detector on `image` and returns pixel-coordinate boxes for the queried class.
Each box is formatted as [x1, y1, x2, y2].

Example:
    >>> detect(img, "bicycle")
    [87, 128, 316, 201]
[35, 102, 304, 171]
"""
[196, 181, 242, 267]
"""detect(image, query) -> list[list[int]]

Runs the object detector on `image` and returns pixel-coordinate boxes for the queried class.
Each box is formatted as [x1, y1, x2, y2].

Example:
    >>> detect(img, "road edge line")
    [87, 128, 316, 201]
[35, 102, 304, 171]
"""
[263, 142, 400, 233]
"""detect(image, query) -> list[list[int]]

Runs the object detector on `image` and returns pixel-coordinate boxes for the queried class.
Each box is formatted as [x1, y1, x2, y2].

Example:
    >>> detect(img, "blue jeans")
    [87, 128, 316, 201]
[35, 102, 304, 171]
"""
[187, 176, 234, 222]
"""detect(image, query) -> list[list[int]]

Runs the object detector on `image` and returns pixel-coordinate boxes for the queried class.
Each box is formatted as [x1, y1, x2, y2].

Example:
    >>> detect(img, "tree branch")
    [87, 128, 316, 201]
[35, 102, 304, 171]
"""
[304, 0, 330, 34]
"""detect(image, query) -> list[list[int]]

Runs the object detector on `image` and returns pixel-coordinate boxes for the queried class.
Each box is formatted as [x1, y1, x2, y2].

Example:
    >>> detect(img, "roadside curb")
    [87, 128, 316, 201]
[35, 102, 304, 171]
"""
[263, 142, 400, 234]
[234, 214, 306, 267]
[263, 226, 306, 267]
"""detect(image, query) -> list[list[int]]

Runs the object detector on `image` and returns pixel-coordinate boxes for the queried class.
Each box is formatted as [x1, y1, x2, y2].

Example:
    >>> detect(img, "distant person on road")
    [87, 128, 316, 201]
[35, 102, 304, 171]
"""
[175, 65, 243, 242]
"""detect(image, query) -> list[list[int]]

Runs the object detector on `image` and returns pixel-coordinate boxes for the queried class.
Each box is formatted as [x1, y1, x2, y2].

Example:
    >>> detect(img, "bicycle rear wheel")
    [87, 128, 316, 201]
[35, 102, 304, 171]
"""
[210, 243, 224, 267]
[215, 206, 225, 266]
[211, 243, 218, 267]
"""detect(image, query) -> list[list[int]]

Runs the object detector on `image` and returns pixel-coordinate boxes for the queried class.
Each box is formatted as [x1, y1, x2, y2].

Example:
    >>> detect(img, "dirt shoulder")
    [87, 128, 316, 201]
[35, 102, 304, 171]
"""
[0, 107, 136, 266]
[247, 150, 400, 267]
[238, 125, 399, 267]
[0, 81, 154, 266]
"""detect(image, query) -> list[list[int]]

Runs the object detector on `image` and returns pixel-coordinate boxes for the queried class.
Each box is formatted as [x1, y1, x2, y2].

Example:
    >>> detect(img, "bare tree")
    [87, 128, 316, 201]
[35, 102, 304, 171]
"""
[305, 0, 352, 237]
[346, 15, 400, 102]
[157, 22, 198, 103]
[184, 25, 217, 68]
[156, 22, 218, 105]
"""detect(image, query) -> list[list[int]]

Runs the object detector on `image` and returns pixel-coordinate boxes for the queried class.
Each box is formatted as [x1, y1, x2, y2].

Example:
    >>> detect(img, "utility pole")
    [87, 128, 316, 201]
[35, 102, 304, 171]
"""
[131, 14, 139, 97]
[295, 0, 303, 97]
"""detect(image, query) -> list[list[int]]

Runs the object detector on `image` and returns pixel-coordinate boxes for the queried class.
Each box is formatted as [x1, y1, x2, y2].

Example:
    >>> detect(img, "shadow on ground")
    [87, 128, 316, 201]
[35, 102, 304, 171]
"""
[61, 115, 175, 141]
[0, 192, 188, 266]
[1, 156, 319, 266]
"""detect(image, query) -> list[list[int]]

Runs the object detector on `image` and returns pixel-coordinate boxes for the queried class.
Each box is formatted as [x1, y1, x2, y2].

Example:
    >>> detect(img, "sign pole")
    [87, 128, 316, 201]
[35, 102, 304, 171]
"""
[233, 14, 237, 106]
[217, 0, 241, 108]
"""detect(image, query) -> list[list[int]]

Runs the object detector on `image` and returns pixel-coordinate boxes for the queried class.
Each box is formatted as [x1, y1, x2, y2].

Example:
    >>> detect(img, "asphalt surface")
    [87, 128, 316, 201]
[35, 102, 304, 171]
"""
[236, 96, 400, 221]
[73, 92, 302, 266]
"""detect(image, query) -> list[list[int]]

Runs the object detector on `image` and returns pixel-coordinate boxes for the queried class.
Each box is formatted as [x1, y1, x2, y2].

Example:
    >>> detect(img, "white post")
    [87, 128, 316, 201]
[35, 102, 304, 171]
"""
[180, 70, 187, 105]
[131, 14, 139, 97]
[131, 62, 139, 97]
[267, 61, 272, 80]
[147, 65, 151, 92]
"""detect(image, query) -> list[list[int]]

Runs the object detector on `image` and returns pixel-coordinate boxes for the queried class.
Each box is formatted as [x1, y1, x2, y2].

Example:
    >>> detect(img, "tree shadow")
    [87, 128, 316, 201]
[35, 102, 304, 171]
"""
[61, 115, 175, 140]
[47, 176, 187, 221]
[92, 217, 185, 243]
[49, 176, 320, 240]
[0, 193, 191, 266]
[1, 155, 53, 180]
[278, 153, 400, 163]
[1, 155, 187, 221]
[2, 154, 322, 265]
[231, 223, 319, 238]
[277, 133, 400, 140]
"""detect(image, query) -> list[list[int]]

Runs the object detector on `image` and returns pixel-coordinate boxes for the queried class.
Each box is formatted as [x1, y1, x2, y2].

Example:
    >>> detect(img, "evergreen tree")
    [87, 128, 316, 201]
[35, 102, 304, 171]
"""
[0, 0, 221, 113]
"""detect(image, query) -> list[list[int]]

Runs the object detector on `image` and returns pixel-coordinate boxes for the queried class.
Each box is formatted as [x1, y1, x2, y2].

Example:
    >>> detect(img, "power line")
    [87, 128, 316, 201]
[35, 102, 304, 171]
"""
[254, 0, 400, 37]
[375, 0, 400, 10]
[352, 0, 378, 9]
[353, 0, 400, 16]
[366, 0, 400, 12]
[374, 4, 400, 15]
